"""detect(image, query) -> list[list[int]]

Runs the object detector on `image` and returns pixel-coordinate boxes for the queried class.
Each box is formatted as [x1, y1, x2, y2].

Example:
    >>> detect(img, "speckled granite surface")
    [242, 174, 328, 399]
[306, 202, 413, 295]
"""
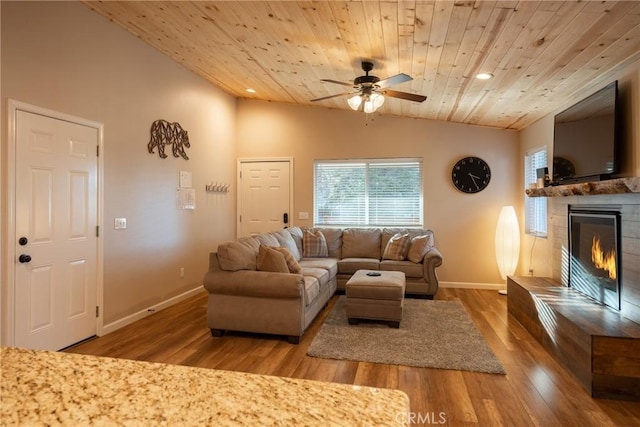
[1, 347, 409, 426]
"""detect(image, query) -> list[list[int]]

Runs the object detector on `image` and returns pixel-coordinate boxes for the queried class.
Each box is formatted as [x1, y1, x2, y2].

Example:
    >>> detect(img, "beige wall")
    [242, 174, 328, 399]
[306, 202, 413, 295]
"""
[518, 60, 640, 277]
[237, 101, 520, 285]
[1, 2, 237, 330]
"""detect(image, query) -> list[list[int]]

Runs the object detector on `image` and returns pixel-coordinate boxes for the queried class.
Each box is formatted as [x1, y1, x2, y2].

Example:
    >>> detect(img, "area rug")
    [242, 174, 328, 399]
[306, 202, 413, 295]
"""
[307, 297, 506, 374]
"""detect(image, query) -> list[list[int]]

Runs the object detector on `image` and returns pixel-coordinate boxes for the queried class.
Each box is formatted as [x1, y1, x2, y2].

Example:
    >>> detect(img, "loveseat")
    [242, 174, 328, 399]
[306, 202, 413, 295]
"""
[203, 227, 443, 343]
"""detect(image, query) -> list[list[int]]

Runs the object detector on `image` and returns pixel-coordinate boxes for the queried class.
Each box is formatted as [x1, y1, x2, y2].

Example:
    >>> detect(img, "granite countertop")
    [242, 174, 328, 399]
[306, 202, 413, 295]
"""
[0, 347, 409, 426]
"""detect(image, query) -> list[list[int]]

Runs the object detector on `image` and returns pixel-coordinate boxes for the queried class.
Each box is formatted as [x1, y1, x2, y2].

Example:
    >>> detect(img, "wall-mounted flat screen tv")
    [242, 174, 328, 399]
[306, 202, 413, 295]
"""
[552, 81, 619, 183]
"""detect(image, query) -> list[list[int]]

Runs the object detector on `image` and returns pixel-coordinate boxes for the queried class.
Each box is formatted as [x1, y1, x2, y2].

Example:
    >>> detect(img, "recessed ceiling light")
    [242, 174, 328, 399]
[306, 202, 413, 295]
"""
[246, 88, 256, 93]
[476, 73, 494, 80]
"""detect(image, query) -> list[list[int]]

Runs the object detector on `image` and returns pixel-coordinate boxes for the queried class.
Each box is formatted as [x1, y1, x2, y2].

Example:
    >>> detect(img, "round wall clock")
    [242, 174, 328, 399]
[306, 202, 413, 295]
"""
[451, 156, 491, 193]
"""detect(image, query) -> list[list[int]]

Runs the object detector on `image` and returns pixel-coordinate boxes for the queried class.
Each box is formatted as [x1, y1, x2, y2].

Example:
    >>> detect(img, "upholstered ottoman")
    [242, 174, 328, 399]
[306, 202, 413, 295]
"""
[345, 270, 406, 328]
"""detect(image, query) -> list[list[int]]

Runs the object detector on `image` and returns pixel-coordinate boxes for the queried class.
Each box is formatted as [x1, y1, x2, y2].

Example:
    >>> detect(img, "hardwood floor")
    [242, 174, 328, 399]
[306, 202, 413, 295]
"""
[67, 288, 640, 426]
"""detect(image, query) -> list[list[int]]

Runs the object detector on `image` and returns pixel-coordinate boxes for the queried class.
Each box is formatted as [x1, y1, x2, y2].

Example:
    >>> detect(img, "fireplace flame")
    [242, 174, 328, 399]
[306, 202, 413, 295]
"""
[591, 236, 616, 280]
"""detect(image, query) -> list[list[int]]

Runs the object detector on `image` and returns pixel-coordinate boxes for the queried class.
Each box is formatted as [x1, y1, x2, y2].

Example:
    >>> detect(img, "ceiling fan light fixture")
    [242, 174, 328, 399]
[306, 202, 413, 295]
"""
[371, 92, 385, 109]
[363, 98, 375, 114]
[347, 94, 362, 110]
[314, 61, 424, 111]
[362, 93, 384, 113]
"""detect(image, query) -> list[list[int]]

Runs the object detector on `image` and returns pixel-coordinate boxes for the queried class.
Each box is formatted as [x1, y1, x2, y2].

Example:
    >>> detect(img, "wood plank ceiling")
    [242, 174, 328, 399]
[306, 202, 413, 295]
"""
[82, 1, 640, 130]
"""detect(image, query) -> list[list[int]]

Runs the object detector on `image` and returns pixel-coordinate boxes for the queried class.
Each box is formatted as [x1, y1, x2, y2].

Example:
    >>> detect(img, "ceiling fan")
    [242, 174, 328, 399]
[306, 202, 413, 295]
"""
[310, 61, 427, 113]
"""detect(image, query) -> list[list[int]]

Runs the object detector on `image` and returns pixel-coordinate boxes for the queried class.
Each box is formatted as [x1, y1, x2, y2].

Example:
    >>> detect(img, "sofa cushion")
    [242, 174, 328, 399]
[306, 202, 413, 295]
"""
[217, 236, 260, 271]
[287, 226, 304, 257]
[299, 258, 338, 277]
[382, 233, 411, 261]
[317, 228, 343, 258]
[303, 276, 321, 306]
[303, 229, 328, 257]
[342, 228, 382, 259]
[256, 233, 280, 247]
[271, 229, 302, 261]
[257, 245, 290, 273]
[380, 260, 424, 278]
[338, 258, 380, 274]
[302, 267, 330, 288]
[272, 246, 302, 274]
[407, 234, 433, 263]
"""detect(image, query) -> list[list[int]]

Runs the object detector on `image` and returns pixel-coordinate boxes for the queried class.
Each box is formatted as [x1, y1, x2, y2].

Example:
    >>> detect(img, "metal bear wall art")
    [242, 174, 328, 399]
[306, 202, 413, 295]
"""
[147, 119, 190, 160]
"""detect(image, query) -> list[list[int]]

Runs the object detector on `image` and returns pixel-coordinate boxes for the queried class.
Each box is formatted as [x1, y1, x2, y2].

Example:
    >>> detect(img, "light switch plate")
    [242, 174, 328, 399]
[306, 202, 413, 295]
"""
[114, 218, 127, 230]
[298, 212, 309, 220]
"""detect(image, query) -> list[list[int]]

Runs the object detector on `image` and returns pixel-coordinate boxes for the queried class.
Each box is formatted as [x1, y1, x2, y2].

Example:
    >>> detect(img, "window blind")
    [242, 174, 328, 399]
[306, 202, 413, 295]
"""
[314, 159, 423, 227]
[524, 149, 547, 237]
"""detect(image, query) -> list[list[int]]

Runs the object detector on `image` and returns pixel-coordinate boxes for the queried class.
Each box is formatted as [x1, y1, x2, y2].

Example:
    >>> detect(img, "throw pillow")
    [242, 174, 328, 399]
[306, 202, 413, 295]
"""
[272, 246, 303, 274]
[382, 233, 411, 261]
[257, 245, 290, 273]
[407, 234, 432, 263]
[303, 229, 328, 258]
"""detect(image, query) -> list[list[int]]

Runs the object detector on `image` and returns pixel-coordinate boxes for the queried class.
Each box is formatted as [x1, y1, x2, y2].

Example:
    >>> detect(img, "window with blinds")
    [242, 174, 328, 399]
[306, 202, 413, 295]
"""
[314, 159, 423, 227]
[524, 148, 547, 237]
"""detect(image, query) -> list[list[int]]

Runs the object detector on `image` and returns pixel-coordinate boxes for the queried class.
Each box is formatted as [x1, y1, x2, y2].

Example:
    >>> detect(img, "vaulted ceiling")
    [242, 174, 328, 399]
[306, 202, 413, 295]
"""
[82, 1, 640, 130]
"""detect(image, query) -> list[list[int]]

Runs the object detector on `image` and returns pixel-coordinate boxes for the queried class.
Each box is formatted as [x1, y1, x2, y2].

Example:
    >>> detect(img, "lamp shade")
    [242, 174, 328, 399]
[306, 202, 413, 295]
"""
[495, 205, 520, 280]
[371, 92, 385, 109]
[347, 95, 362, 110]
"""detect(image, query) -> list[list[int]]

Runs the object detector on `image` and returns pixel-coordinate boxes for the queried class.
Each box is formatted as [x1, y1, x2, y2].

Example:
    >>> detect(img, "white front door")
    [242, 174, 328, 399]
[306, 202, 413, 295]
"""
[14, 109, 99, 351]
[238, 160, 292, 237]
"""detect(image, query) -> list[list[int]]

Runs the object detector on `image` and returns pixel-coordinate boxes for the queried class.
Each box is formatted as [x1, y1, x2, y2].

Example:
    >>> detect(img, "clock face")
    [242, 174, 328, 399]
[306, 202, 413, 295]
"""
[451, 156, 491, 193]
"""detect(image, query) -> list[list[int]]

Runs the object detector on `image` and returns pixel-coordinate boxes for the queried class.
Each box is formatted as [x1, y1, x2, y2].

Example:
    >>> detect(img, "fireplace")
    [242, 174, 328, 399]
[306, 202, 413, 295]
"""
[568, 206, 621, 310]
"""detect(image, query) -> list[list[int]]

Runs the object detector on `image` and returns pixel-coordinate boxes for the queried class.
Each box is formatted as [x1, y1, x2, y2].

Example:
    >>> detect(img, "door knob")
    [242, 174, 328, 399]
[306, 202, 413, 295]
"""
[18, 254, 31, 263]
[18, 237, 28, 246]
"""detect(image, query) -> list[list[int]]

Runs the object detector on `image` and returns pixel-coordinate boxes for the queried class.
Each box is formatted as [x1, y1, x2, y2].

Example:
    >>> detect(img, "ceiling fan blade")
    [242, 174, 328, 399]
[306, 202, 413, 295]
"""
[310, 92, 354, 102]
[383, 89, 427, 103]
[320, 79, 354, 87]
[377, 73, 412, 88]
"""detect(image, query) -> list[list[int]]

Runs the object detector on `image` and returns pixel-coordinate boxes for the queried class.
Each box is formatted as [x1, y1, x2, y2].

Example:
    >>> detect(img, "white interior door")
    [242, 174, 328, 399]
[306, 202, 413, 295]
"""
[239, 160, 292, 237]
[14, 109, 98, 351]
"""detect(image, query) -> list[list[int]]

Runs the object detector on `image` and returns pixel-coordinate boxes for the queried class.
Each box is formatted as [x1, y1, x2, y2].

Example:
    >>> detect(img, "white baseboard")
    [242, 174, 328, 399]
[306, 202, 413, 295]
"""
[439, 281, 505, 290]
[100, 286, 204, 336]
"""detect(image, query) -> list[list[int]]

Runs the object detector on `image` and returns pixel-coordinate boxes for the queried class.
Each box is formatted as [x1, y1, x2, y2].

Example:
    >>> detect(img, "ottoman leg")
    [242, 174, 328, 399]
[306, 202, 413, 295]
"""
[389, 321, 400, 329]
[348, 318, 359, 325]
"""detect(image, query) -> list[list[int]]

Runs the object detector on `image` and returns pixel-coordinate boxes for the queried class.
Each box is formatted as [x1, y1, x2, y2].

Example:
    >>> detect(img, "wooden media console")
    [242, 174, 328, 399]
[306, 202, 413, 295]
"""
[507, 276, 640, 401]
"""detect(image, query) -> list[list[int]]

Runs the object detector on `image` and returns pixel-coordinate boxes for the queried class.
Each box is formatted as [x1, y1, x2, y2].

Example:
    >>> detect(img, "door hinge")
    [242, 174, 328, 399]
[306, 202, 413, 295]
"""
[97, 145, 100, 157]
[239, 171, 242, 179]
[96, 225, 99, 237]
[96, 306, 99, 318]
[239, 215, 242, 223]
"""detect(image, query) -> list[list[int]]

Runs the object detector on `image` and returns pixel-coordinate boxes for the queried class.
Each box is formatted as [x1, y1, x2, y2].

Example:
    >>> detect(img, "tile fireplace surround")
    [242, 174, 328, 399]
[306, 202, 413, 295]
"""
[538, 178, 640, 324]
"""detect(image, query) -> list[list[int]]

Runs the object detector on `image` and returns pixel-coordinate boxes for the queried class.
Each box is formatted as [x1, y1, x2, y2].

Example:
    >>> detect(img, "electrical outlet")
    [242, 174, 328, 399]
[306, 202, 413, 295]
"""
[180, 267, 185, 278]
[528, 268, 534, 275]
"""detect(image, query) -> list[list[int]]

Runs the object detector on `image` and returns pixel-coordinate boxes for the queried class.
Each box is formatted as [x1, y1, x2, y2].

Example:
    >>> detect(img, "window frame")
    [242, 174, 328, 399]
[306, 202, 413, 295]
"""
[313, 158, 424, 228]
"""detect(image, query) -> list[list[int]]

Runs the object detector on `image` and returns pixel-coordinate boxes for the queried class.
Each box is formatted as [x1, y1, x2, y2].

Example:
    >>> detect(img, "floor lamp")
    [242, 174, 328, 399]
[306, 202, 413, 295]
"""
[495, 205, 520, 295]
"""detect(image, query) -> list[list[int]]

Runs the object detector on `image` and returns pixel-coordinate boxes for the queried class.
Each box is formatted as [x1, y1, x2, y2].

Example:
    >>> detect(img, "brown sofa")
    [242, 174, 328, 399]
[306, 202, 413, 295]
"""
[203, 227, 443, 343]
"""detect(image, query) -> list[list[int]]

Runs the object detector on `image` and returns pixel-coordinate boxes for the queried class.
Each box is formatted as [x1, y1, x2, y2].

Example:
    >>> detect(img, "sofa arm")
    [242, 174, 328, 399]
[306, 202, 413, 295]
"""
[422, 246, 443, 286]
[203, 269, 304, 299]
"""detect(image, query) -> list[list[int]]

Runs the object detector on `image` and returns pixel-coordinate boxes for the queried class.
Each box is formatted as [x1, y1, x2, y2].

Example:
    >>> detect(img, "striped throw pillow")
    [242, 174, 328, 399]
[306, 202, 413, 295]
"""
[272, 246, 302, 274]
[303, 229, 328, 258]
[407, 234, 432, 263]
[382, 233, 411, 261]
